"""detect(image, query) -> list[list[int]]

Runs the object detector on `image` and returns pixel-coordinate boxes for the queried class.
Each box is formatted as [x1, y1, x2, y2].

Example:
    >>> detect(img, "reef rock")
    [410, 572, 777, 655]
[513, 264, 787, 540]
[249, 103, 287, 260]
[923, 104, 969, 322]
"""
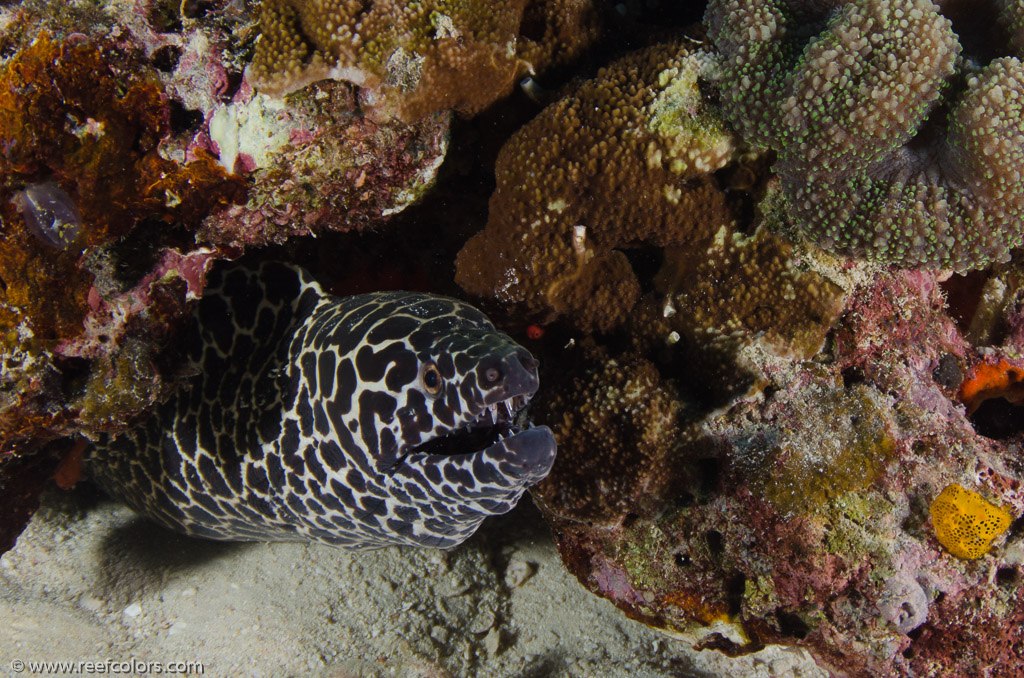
[529, 222, 1024, 676]
[443, 20, 1024, 668]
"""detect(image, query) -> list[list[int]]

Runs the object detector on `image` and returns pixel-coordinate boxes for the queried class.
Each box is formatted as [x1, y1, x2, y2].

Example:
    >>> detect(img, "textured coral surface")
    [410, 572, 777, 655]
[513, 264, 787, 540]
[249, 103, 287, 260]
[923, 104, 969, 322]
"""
[704, 0, 1024, 271]
[247, 0, 600, 121]
[449, 8, 1024, 672]
[530, 251, 1024, 677]
[455, 41, 737, 332]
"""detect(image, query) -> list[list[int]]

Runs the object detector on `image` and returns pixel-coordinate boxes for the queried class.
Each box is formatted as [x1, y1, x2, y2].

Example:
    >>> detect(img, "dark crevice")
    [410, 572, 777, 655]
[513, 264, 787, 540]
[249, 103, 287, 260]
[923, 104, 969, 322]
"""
[696, 457, 720, 500]
[221, 70, 244, 102]
[969, 397, 1024, 440]
[705, 529, 724, 558]
[168, 100, 204, 135]
[996, 566, 1019, 588]
[776, 609, 810, 639]
[841, 365, 865, 388]
[151, 44, 182, 72]
[622, 246, 663, 294]
[180, 0, 217, 20]
[724, 573, 746, 617]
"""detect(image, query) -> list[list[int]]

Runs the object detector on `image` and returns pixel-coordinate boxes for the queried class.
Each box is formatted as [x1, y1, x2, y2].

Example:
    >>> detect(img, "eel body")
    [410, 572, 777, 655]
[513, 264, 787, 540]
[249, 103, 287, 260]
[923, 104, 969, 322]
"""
[87, 263, 557, 549]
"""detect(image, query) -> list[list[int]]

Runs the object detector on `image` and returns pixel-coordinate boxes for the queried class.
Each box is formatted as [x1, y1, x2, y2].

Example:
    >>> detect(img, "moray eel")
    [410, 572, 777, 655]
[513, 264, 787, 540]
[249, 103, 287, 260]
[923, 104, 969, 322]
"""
[87, 263, 557, 549]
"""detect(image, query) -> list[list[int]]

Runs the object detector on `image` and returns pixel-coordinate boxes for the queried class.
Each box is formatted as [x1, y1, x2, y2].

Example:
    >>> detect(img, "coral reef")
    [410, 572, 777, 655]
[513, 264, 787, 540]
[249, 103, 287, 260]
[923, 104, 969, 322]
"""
[247, 0, 601, 122]
[0, 0, 467, 445]
[531, 250, 1024, 675]
[651, 205, 848, 401]
[998, 0, 1024, 56]
[3, 0, 1023, 675]
[447, 23, 1024, 667]
[516, 0, 601, 75]
[455, 41, 738, 332]
[704, 0, 1024, 271]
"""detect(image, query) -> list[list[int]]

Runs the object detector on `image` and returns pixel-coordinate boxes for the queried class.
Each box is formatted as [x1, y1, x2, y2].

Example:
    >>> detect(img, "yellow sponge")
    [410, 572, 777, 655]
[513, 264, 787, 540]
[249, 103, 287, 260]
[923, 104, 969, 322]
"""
[931, 484, 1013, 559]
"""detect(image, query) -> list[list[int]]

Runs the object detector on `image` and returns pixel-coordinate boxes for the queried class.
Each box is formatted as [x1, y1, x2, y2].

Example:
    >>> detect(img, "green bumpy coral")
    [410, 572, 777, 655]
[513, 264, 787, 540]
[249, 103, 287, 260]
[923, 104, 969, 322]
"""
[705, 0, 1024, 272]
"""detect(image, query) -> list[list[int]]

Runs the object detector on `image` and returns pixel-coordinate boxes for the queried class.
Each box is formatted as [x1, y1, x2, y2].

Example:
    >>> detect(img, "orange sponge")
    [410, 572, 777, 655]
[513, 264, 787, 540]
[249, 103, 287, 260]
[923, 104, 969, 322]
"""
[931, 484, 1013, 559]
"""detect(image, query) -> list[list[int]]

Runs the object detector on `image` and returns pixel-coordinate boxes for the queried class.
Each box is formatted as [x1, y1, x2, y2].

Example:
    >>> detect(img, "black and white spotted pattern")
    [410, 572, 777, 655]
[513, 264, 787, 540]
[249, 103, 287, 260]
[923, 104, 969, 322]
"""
[87, 262, 557, 549]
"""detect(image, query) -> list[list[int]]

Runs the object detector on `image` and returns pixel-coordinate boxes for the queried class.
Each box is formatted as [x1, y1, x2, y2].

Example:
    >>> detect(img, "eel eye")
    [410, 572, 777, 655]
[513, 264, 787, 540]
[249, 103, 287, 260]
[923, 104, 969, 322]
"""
[420, 362, 444, 396]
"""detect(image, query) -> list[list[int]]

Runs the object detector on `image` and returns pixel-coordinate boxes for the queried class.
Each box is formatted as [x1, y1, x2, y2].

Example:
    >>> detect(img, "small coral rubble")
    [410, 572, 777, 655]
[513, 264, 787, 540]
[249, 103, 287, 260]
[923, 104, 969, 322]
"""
[704, 0, 1024, 271]
[456, 41, 737, 332]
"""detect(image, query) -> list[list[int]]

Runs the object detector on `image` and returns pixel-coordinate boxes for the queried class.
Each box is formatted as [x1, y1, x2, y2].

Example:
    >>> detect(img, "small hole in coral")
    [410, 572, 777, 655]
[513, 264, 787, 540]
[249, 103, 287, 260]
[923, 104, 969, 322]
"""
[775, 609, 809, 639]
[674, 552, 691, 567]
[98, 335, 110, 344]
[1008, 516, 1024, 541]
[705, 530, 724, 558]
[673, 491, 695, 508]
[842, 365, 865, 388]
[622, 246, 663, 294]
[0, 275, 6, 293]
[697, 458, 719, 499]
[969, 397, 1024, 440]
[518, 6, 547, 42]
[167, 100, 204, 135]
[996, 566, 1018, 588]
[180, 0, 216, 19]
[220, 70, 244, 102]
[940, 270, 990, 334]
[151, 45, 183, 72]
[725, 574, 746, 617]
[56, 357, 92, 399]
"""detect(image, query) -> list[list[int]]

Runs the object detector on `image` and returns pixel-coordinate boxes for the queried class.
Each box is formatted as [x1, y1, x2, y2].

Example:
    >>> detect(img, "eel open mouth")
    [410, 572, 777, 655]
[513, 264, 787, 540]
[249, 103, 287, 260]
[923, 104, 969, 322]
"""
[406, 395, 536, 458]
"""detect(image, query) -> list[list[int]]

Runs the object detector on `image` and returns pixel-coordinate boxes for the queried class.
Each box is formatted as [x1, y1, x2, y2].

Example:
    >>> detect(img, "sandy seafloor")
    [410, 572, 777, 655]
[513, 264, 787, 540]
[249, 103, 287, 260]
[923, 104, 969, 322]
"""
[0, 488, 826, 678]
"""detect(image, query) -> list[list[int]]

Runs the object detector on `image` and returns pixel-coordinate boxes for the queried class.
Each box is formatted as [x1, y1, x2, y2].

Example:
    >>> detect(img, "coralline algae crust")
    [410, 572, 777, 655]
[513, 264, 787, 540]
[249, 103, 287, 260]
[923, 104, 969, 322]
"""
[208, 94, 297, 172]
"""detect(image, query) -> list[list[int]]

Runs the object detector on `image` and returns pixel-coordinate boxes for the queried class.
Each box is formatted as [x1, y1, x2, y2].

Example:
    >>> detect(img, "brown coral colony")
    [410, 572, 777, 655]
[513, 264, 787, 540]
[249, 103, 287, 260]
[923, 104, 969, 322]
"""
[247, 0, 598, 121]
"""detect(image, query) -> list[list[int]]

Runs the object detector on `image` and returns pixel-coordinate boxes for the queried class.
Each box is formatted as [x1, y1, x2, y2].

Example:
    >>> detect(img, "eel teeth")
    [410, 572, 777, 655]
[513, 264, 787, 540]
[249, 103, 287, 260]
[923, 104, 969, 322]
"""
[480, 395, 530, 428]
